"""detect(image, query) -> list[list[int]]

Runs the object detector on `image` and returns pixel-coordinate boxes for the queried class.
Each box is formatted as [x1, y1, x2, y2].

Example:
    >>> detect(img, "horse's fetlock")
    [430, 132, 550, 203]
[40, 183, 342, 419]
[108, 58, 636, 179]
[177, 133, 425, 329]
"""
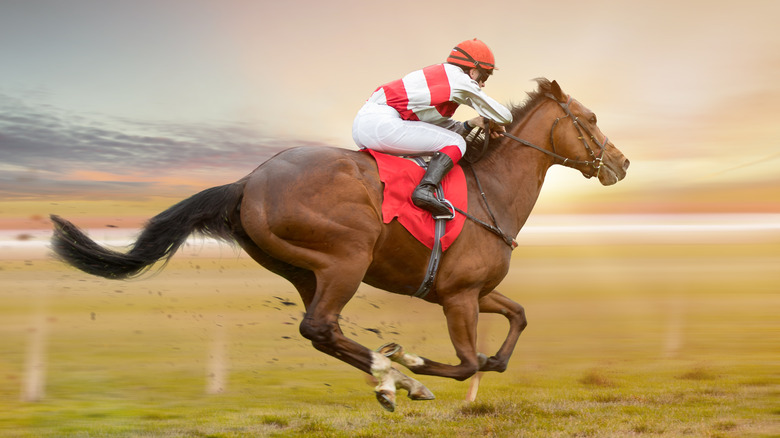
[454, 362, 480, 381]
[370, 351, 393, 376]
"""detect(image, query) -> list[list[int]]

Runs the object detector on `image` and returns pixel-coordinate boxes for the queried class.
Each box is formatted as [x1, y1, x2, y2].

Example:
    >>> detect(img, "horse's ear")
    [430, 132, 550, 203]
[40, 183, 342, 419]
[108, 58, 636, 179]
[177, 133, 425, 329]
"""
[550, 80, 565, 102]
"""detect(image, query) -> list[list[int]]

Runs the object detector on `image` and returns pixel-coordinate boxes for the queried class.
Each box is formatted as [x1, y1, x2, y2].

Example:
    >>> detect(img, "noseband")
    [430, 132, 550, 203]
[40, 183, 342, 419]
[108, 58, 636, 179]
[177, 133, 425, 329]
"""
[500, 94, 608, 179]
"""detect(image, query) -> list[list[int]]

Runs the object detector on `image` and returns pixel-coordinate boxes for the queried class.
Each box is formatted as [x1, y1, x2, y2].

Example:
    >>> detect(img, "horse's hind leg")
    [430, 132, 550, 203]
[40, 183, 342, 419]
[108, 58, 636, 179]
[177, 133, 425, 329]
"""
[236, 235, 317, 308]
[477, 290, 527, 372]
[238, 234, 431, 411]
[297, 266, 372, 370]
[240, 243, 360, 377]
[297, 266, 432, 411]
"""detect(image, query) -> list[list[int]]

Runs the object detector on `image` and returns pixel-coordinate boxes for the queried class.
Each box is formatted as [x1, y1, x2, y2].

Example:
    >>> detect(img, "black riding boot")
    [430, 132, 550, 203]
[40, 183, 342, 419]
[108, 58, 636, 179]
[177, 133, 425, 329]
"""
[411, 152, 455, 217]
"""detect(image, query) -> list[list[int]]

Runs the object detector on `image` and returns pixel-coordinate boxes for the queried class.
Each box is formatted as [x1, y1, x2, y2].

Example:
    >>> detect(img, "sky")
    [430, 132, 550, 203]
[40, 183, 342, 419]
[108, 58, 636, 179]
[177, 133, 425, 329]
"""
[1, 0, 779, 213]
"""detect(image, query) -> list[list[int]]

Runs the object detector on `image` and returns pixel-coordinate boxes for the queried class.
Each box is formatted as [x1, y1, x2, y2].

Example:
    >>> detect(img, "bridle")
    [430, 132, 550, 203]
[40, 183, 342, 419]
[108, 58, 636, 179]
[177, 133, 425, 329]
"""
[499, 94, 608, 179]
[457, 94, 610, 249]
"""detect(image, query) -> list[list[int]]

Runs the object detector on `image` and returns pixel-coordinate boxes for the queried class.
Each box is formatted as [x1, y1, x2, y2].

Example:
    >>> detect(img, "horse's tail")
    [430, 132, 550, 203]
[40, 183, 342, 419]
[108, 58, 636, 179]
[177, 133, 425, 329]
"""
[50, 180, 247, 280]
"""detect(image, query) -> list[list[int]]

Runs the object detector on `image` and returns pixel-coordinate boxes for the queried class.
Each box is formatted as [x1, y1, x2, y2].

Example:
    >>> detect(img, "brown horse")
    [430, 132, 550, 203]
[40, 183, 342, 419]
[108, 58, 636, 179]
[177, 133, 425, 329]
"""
[50, 78, 629, 411]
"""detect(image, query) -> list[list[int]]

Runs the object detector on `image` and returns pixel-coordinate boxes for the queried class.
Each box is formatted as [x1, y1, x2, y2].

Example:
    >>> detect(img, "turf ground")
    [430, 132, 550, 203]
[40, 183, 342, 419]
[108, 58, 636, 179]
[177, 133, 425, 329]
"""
[0, 229, 778, 437]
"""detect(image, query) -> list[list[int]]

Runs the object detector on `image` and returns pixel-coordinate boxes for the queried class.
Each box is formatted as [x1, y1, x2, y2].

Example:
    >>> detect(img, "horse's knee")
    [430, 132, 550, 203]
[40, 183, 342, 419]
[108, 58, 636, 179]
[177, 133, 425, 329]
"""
[505, 302, 527, 331]
[516, 304, 528, 331]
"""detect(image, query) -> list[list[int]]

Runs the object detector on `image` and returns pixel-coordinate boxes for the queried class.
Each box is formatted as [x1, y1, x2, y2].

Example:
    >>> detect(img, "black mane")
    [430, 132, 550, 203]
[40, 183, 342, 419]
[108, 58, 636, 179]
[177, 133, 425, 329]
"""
[464, 78, 553, 162]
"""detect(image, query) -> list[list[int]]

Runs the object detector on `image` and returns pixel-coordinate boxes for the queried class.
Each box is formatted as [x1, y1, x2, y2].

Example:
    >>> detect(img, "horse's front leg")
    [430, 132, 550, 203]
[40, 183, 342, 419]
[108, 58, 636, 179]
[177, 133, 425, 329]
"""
[476, 290, 527, 372]
[383, 291, 483, 381]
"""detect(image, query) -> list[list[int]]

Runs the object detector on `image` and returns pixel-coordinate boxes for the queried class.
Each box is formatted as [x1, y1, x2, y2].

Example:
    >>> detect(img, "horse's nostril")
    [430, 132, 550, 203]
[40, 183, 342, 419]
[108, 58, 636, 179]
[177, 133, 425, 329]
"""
[623, 159, 630, 171]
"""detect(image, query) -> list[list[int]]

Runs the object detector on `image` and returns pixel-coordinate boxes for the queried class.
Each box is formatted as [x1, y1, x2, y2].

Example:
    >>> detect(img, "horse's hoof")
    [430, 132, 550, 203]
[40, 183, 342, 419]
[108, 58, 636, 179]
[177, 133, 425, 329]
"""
[375, 389, 396, 412]
[377, 342, 403, 360]
[408, 385, 435, 401]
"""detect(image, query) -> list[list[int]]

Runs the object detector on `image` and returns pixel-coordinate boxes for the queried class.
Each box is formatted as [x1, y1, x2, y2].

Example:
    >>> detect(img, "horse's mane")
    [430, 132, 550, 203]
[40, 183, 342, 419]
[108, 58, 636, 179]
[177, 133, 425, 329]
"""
[463, 77, 553, 163]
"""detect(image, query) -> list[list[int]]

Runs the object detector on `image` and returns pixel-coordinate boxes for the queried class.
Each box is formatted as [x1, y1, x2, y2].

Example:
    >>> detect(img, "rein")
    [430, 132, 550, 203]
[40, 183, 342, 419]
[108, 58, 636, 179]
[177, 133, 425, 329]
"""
[454, 164, 518, 249]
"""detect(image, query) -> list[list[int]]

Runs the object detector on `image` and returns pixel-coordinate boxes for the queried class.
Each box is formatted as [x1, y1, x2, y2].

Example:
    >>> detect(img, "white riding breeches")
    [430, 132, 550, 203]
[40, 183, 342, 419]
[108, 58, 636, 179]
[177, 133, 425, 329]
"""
[352, 102, 467, 158]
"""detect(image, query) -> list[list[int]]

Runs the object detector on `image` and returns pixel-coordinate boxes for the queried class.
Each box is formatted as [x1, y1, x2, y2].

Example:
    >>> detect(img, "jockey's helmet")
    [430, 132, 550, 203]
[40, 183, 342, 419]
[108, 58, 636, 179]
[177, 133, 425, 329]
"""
[446, 39, 496, 71]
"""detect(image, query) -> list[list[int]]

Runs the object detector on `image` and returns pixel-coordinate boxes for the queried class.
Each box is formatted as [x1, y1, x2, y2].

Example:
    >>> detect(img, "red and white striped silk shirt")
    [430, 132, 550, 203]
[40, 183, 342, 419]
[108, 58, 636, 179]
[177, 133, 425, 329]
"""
[367, 63, 513, 133]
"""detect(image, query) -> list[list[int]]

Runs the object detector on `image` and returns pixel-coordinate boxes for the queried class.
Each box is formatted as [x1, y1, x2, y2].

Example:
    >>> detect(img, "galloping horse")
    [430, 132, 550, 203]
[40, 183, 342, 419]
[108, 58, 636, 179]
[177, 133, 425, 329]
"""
[51, 78, 629, 411]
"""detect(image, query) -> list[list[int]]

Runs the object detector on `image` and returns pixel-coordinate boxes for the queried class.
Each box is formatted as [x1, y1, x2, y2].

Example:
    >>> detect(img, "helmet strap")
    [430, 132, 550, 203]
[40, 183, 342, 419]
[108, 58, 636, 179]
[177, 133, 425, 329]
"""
[475, 67, 491, 83]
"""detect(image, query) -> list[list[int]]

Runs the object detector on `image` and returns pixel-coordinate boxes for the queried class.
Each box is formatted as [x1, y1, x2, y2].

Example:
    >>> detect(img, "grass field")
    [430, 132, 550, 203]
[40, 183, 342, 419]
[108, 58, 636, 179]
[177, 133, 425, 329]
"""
[0, 233, 778, 437]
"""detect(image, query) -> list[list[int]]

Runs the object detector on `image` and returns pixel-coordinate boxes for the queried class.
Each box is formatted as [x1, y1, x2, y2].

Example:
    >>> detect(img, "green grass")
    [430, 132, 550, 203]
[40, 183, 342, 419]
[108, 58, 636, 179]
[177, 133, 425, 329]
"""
[1, 366, 776, 437]
[1, 242, 778, 437]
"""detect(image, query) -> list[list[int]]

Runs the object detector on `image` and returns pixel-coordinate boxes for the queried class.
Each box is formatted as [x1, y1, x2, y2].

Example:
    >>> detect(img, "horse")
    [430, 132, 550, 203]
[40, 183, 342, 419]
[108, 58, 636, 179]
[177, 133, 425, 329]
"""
[50, 78, 629, 412]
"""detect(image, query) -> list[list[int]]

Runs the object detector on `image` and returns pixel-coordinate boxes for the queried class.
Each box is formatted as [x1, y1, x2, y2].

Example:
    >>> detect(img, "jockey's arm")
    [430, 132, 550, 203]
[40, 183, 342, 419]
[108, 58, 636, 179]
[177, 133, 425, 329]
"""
[451, 77, 513, 129]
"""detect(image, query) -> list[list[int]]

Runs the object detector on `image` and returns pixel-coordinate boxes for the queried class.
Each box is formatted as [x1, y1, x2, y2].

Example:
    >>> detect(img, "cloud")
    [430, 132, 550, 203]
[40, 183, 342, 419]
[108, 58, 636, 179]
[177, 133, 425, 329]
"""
[0, 93, 335, 198]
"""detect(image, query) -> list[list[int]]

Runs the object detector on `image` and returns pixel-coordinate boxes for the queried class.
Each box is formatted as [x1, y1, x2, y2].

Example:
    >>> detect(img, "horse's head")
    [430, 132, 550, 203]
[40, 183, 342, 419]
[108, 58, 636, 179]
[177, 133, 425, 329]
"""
[543, 79, 629, 186]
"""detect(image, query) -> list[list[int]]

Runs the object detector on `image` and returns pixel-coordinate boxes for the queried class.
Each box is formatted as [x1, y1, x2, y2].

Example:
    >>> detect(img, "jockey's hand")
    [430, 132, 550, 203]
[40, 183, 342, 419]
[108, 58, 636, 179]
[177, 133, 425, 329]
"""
[469, 117, 506, 139]
[489, 123, 506, 139]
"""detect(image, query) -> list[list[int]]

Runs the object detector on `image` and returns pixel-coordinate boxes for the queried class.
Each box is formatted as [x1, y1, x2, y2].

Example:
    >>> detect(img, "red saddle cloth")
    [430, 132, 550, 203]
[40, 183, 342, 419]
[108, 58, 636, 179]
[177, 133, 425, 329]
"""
[365, 149, 467, 251]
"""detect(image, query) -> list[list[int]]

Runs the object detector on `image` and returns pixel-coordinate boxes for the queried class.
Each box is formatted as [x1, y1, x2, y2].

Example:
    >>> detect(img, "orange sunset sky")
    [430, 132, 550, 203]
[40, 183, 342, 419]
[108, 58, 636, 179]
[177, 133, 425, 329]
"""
[1, 0, 779, 216]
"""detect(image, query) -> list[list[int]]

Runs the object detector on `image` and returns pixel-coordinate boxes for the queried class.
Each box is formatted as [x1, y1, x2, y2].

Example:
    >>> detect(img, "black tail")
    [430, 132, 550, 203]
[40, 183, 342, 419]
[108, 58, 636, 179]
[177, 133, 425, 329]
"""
[50, 181, 246, 279]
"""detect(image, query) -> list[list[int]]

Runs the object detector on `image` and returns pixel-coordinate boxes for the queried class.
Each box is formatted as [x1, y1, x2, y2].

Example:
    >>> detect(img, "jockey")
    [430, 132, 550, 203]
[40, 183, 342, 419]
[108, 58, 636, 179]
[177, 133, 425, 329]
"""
[352, 38, 513, 217]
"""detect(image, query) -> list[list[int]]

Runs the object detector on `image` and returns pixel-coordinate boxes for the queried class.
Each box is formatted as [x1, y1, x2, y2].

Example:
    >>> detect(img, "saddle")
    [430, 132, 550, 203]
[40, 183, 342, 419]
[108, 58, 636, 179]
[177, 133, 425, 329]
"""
[365, 149, 467, 251]
[364, 123, 492, 251]
[365, 149, 468, 298]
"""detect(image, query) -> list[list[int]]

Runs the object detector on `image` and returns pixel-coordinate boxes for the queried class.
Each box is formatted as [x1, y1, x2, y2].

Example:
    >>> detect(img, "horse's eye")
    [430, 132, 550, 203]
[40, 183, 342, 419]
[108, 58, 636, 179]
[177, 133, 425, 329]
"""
[589, 115, 597, 124]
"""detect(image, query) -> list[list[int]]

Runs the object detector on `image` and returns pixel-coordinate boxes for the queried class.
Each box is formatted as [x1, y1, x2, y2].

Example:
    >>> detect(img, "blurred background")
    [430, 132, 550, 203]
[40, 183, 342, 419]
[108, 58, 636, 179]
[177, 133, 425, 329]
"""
[0, 1, 777, 428]
[0, 0, 778, 213]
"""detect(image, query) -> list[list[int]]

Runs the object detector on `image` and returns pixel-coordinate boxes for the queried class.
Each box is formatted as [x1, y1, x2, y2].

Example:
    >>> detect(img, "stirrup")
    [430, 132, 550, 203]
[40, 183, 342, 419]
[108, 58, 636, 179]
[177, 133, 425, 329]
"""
[432, 199, 455, 221]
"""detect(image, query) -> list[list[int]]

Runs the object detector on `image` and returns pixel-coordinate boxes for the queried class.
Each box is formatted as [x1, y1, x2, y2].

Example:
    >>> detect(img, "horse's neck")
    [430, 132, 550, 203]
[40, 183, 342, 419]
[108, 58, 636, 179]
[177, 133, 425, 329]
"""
[473, 104, 556, 235]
